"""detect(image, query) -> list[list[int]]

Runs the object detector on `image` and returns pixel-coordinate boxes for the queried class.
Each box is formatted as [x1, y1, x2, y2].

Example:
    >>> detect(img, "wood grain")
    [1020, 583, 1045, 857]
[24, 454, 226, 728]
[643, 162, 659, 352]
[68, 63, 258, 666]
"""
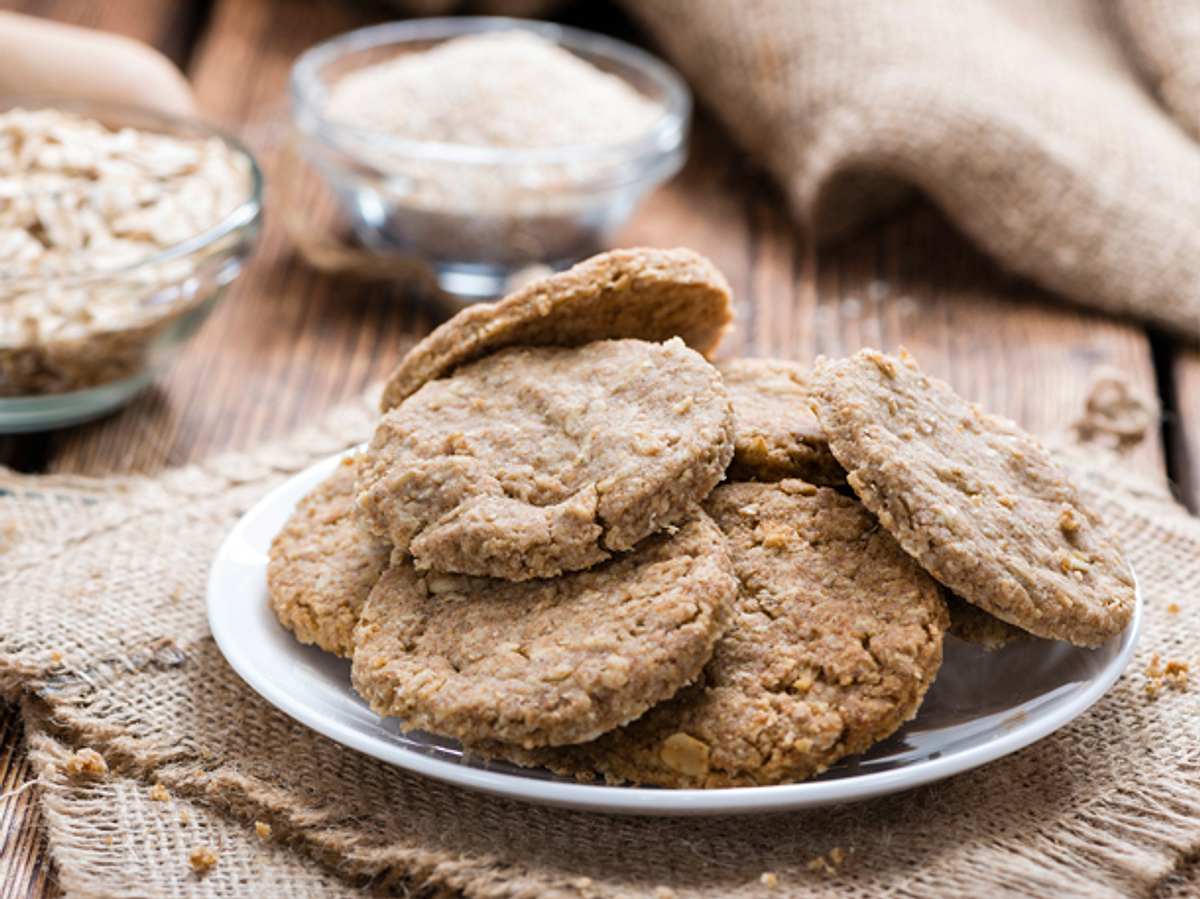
[0, 707, 55, 899]
[1170, 350, 1200, 510]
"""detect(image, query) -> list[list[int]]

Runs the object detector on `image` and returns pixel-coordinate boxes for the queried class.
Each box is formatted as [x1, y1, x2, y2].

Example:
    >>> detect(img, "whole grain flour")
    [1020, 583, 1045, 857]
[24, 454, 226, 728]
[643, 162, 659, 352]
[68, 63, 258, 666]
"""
[1, 389, 1198, 897]
[326, 31, 660, 149]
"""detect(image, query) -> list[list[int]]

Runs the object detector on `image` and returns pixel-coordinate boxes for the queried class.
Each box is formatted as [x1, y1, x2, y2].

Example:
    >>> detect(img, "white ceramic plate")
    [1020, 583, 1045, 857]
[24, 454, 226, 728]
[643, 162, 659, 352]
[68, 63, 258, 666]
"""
[208, 449, 1142, 816]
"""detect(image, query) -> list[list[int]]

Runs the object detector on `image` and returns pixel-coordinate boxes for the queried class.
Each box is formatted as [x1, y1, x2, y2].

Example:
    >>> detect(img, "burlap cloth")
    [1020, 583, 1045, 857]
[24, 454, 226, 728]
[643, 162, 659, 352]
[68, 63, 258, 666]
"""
[624, 0, 1200, 339]
[0, 383, 1196, 898]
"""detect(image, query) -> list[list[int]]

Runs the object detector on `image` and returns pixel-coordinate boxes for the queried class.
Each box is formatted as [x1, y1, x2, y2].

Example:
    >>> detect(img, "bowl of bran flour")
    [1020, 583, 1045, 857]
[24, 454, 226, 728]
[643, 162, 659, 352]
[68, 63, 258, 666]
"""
[290, 18, 690, 300]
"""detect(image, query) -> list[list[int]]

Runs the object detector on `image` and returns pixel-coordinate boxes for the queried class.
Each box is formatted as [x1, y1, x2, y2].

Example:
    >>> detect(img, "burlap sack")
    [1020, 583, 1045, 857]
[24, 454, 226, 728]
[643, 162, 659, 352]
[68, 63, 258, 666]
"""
[1118, 0, 1200, 142]
[1, 389, 1197, 898]
[625, 0, 1200, 339]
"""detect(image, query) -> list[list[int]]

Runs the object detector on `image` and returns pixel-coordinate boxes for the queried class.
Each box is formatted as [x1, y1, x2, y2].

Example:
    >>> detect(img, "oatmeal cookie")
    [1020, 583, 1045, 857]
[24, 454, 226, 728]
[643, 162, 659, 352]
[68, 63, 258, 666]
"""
[810, 349, 1135, 647]
[266, 456, 390, 657]
[379, 247, 733, 410]
[350, 514, 737, 749]
[492, 480, 947, 786]
[718, 358, 843, 485]
[358, 337, 735, 581]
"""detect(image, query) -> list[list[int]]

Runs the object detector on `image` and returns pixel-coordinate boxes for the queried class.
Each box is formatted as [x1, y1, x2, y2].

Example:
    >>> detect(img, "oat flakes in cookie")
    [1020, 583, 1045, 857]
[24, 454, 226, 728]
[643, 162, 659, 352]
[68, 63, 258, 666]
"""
[350, 514, 736, 749]
[358, 337, 735, 581]
[810, 349, 1134, 647]
[379, 247, 732, 410]
[496, 480, 947, 787]
[267, 456, 389, 657]
[718, 358, 844, 485]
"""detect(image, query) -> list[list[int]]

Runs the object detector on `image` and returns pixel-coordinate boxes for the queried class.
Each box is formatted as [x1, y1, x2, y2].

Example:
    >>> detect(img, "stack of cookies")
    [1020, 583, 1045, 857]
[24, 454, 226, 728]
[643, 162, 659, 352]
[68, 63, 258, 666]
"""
[267, 248, 1135, 788]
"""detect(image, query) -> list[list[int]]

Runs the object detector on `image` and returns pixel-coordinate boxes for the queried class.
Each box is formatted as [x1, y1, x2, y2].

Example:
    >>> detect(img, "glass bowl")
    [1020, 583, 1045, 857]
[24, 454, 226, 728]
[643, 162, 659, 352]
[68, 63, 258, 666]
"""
[290, 17, 690, 300]
[0, 99, 263, 433]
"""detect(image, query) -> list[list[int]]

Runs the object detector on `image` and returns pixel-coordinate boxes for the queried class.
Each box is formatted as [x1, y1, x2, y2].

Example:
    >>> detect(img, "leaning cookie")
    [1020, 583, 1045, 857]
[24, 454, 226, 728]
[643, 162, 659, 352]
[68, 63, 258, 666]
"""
[358, 338, 735, 581]
[809, 349, 1134, 647]
[266, 456, 390, 657]
[488, 480, 948, 787]
[350, 514, 737, 750]
[718, 358, 844, 485]
[379, 247, 733, 410]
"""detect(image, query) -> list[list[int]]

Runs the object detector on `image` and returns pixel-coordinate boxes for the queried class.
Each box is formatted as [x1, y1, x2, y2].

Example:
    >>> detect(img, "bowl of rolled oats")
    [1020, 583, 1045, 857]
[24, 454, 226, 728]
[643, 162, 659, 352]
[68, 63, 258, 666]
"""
[291, 18, 690, 300]
[0, 100, 261, 432]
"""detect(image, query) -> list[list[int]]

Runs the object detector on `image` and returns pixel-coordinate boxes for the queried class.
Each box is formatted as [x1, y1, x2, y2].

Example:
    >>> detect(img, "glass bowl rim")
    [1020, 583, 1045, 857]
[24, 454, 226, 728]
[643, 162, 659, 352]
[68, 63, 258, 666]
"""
[0, 96, 263, 287]
[290, 16, 692, 168]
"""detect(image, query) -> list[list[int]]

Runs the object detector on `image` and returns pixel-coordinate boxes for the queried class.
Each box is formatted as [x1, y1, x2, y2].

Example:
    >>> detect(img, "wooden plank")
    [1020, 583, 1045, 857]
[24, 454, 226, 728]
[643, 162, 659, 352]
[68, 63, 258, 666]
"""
[1169, 350, 1199, 511]
[0, 705, 55, 899]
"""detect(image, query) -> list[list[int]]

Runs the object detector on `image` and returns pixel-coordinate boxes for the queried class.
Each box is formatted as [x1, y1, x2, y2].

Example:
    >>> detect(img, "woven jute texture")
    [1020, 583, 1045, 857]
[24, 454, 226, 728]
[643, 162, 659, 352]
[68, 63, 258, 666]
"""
[0, 391, 1197, 898]
[624, 0, 1200, 339]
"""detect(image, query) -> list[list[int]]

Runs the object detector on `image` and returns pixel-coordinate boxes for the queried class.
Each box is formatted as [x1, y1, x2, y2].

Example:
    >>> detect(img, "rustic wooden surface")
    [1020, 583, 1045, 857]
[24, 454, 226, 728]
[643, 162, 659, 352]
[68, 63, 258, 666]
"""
[1172, 350, 1200, 509]
[0, 0, 1193, 895]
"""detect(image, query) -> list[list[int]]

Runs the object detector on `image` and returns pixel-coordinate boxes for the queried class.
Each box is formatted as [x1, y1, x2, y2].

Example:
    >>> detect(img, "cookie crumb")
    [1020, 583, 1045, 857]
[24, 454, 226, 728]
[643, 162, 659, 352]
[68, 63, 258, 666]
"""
[806, 848, 846, 876]
[64, 748, 108, 778]
[760, 871, 780, 888]
[104, 835, 114, 846]
[1165, 660, 1189, 690]
[188, 846, 218, 875]
[149, 783, 170, 802]
[1168, 603, 1181, 614]
[761, 527, 792, 549]
[179, 810, 191, 826]
[1145, 654, 1189, 698]
[49, 650, 63, 664]
[1058, 508, 1080, 535]
[254, 821, 272, 841]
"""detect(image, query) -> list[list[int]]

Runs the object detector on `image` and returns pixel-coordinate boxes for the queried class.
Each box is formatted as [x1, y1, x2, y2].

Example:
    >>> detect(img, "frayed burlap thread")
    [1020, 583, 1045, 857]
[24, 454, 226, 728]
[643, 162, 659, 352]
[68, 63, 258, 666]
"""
[22, 716, 354, 899]
[624, 0, 1200, 339]
[2, 396, 1199, 897]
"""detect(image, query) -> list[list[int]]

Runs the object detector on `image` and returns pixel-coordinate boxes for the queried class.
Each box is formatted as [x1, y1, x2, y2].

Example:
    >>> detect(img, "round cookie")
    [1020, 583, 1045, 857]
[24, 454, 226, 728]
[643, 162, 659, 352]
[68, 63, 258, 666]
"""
[380, 247, 733, 410]
[809, 348, 1135, 648]
[267, 456, 390, 657]
[350, 514, 737, 749]
[358, 337, 735, 582]
[495, 480, 947, 787]
[718, 358, 844, 485]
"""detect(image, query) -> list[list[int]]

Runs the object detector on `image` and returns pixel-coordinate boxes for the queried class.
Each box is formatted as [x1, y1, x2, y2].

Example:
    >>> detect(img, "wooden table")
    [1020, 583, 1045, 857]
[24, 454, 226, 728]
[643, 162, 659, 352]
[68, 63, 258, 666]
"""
[1, 1, 1195, 895]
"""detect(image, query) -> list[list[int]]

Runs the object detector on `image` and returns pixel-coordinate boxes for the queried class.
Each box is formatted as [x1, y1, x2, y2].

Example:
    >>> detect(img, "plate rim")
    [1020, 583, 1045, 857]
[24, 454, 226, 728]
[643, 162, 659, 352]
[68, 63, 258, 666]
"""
[207, 448, 1144, 816]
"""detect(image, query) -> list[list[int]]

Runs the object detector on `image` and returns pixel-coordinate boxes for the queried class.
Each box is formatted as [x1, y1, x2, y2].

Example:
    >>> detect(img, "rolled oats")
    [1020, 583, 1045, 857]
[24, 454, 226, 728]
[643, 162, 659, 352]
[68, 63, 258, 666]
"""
[0, 108, 250, 396]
